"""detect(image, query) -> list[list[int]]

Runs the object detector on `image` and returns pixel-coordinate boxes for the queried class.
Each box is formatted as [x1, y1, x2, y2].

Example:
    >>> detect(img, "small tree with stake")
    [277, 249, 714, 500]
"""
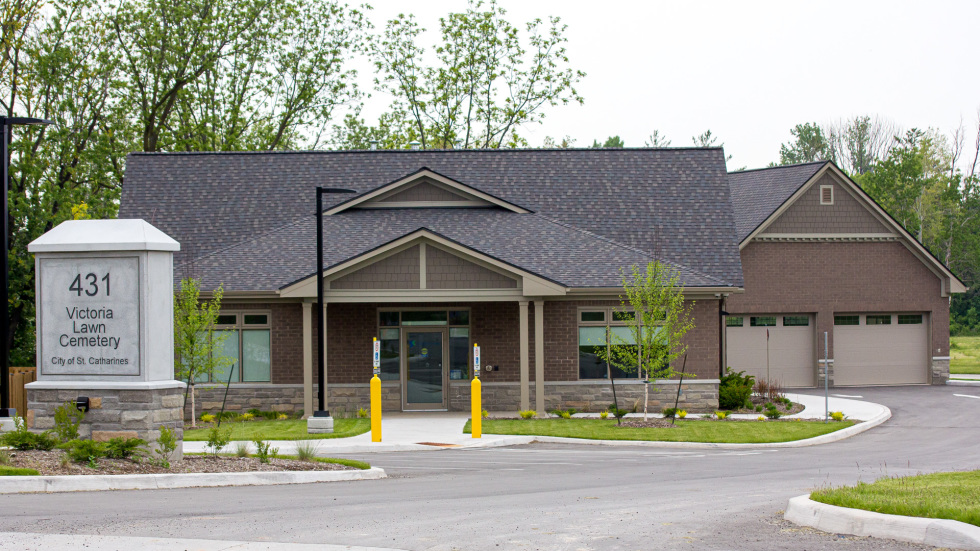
[173, 279, 232, 428]
[596, 261, 695, 420]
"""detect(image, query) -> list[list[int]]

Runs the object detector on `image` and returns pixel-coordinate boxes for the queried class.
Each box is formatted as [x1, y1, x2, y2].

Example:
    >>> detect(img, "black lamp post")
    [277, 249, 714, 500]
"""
[1, 116, 54, 417]
[314, 187, 355, 415]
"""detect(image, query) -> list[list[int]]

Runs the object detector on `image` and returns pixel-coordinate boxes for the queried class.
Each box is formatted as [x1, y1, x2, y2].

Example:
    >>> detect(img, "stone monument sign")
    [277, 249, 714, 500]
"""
[26, 219, 184, 456]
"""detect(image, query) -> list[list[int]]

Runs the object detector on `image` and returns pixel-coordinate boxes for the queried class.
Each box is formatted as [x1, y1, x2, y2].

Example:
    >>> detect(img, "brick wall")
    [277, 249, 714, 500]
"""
[239, 297, 721, 409]
[727, 241, 950, 370]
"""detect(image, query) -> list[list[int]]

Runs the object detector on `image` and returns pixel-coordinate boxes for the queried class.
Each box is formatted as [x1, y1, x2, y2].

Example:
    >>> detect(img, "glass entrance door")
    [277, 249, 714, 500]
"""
[404, 330, 446, 409]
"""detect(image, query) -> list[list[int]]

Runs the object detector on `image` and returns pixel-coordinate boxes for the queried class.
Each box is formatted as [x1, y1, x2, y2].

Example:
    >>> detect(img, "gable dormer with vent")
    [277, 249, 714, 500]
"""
[324, 168, 532, 214]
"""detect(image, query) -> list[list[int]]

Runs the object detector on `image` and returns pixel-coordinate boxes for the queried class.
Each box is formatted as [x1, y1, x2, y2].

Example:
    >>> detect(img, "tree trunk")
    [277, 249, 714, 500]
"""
[190, 384, 196, 428]
[643, 377, 649, 421]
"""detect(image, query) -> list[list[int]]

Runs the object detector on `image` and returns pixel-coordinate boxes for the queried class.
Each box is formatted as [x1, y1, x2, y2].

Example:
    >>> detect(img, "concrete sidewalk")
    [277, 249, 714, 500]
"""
[183, 412, 530, 456]
[183, 392, 885, 455]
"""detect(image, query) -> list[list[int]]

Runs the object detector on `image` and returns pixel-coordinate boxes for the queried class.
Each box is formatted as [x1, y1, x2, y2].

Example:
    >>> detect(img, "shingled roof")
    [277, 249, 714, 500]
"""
[120, 148, 744, 291]
[726, 161, 827, 242]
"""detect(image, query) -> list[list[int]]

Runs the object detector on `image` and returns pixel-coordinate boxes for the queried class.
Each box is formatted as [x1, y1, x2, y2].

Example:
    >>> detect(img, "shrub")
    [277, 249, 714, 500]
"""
[206, 426, 231, 456]
[661, 407, 678, 418]
[714, 411, 727, 420]
[757, 415, 766, 421]
[357, 408, 368, 418]
[609, 407, 628, 419]
[677, 410, 687, 419]
[0, 417, 58, 451]
[566, 408, 578, 416]
[199, 413, 216, 424]
[156, 425, 178, 468]
[764, 404, 782, 419]
[62, 439, 108, 463]
[755, 405, 763, 412]
[719, 368, 755, 410]
[239, 412, 255, 422]
[277, 413, 289, 421]
[599, 411, 609, 420]
[105, 437, 146, 459]
[518, 410, 536, 419]
[53, 401, 84, 443]
[830, 411, 846, 422]
[481, 409, 490, 419]
[253, 440, 278, 464]
[558, 410, 571, 419]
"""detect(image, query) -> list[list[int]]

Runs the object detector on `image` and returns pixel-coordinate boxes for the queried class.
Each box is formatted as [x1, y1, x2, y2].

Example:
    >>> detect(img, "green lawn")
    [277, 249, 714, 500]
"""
[810, 470, 980, 527]
[951, 336, 980, 375]
[464, 418, 854, 444]
[183, 418, 370, 441]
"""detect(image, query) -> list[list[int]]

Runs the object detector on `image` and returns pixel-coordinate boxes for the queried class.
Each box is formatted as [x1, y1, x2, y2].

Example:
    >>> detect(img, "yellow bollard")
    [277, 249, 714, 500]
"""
[370, 372, 382, 442]
[471, 377, 481, 438]
[471, 342, 481, 438]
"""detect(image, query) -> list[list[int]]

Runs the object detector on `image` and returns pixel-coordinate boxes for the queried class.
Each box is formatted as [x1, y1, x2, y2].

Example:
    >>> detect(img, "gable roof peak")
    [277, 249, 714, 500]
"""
[323, 166, 533, 215]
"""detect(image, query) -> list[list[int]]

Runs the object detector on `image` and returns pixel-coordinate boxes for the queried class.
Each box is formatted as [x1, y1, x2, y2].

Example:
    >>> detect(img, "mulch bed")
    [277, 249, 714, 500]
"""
[4, 450, 356, 476]
[615, 419, 677, 429]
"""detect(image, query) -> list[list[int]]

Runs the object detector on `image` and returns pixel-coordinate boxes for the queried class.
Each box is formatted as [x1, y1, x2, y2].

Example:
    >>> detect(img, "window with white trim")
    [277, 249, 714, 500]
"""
[195, 312, 272, 383]
[578, 307, 665, 380]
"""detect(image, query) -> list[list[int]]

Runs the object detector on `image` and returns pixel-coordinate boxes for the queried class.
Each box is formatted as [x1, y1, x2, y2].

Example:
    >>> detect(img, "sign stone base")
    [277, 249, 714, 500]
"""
[26, 381, 185, 461]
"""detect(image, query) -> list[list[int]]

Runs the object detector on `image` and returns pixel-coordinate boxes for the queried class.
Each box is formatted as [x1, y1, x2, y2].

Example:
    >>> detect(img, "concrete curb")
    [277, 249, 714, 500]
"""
[785, 494, 980, 550]
[0, 466, 386, 494]
[947, 379, 980, 386]
[526, 404, 890, 450]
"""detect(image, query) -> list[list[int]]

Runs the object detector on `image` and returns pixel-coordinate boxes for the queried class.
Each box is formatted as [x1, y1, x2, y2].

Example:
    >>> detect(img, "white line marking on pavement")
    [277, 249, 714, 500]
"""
[953, 394, 980, 399]
[832, 394, 863, 398]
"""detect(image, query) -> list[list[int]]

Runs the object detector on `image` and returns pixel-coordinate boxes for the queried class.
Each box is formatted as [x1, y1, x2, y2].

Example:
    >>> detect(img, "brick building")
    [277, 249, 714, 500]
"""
[117, 150, 963, 415]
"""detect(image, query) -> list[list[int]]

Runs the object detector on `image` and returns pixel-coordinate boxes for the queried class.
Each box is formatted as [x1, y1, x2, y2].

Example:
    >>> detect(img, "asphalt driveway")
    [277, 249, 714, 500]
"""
[1, 385, 977, 551]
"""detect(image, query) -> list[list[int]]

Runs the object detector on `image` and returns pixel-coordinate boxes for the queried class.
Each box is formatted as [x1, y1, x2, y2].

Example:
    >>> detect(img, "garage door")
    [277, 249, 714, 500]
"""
[833, 314, 928, 385]
[726, 314, 815, 387]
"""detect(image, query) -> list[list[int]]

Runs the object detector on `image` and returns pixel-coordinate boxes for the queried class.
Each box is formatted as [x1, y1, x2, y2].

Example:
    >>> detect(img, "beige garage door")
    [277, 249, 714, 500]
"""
[833, 314, 929, 386]
[726, 314, 815, 387]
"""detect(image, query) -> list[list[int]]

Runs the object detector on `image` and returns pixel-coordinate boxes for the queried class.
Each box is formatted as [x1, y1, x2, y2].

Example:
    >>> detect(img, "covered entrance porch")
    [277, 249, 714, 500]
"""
[280, 232, 565, 414]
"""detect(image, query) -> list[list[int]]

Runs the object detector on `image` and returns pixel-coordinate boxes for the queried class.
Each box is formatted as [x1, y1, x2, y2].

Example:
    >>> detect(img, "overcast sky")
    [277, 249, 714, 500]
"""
[356, 0, 980, 170]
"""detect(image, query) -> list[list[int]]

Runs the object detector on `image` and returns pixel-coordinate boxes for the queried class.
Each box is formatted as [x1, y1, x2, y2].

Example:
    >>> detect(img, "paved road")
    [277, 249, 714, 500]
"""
[2, 386, 977, 550]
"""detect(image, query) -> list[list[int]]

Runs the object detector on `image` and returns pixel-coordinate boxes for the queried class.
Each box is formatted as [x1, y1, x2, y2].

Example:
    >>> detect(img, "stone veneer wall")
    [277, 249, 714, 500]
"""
[932, 357, 950, 384]
[186, 384, 306, 417]
[184, 381, 721, 416]
[449, 380, 719, 413]
[28, 386, 184, 460]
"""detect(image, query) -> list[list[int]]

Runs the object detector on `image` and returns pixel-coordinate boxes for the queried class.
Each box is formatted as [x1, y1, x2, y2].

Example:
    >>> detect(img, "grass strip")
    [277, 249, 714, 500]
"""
[0, 466, 40, 476]
[951, 335, 980, 374]
[810, 470, 980, 527]
[183, 418, 370, 441]
[464, 418, 854, 443]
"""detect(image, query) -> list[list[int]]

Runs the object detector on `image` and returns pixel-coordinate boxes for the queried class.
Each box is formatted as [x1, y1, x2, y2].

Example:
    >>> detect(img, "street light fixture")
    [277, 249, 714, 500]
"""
[314, 187, 355, 415]
[1, 116, 55, 417]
